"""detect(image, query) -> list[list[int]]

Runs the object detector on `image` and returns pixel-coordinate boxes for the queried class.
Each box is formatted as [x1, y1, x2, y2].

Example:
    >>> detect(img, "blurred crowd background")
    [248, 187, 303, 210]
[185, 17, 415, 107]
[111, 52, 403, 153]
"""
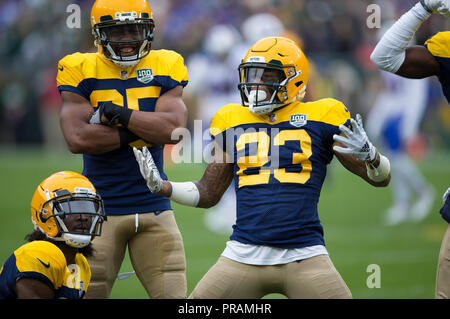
[0, 0, 448, 153]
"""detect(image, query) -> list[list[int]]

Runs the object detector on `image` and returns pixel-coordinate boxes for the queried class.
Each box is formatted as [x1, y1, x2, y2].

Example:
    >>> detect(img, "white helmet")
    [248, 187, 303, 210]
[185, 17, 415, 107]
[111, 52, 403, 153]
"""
[241, 13, 285, 44]
[203, 24, 242, 58]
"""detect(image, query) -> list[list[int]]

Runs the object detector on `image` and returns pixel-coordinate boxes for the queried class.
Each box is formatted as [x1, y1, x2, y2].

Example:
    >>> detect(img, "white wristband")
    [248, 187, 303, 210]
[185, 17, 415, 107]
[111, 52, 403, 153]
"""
[169, 182, 200, 207]
[366, 154, 390, 182]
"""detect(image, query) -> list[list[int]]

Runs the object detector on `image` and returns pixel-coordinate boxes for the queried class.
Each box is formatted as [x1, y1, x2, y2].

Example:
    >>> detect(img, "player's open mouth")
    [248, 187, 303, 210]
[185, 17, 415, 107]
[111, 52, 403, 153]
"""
[119, 46, 137, 57]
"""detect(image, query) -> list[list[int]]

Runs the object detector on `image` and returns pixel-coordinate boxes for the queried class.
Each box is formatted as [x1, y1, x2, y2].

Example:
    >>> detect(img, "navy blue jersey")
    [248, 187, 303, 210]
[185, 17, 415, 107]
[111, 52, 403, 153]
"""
[425, 31, 450, 103]
[210, 98, 351, 248]
[57, 50, 188, 215]
[0, 241, 90, 299]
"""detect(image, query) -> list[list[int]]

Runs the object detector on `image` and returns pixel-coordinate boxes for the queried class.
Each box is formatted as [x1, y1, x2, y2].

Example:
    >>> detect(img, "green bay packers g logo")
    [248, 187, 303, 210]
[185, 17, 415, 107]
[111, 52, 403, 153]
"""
[289, 114, 307, 127]
[136, 68, 154, 84]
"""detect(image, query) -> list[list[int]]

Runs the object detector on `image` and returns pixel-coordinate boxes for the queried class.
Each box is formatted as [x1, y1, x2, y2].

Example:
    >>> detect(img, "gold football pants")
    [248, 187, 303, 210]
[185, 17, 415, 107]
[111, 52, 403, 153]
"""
[189, 254, 352, 299]
[436, 224, 450, 299]
[85, 210, 186, 299]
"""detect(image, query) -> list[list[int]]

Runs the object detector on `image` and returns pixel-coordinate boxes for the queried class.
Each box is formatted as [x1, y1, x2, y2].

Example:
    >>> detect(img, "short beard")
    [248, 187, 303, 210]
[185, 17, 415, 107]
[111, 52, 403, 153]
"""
[25, 230, 94, 258]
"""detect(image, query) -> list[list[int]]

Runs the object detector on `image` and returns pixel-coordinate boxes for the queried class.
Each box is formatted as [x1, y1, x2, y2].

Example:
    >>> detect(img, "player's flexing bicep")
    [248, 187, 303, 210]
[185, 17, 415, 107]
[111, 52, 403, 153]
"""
[60, 91, 123, 154]
[333, 136, 390, 187]
[128, 85, 188, 144]
[396, 46, 440, 78]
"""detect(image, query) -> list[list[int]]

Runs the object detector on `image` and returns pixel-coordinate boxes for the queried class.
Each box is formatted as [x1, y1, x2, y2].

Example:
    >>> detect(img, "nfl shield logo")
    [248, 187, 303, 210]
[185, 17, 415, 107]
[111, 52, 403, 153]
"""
[289, 114, 307, 127]
[268, 113, 277, 122]
[120, 70, 128, 80]
[136, 68, 154, 84]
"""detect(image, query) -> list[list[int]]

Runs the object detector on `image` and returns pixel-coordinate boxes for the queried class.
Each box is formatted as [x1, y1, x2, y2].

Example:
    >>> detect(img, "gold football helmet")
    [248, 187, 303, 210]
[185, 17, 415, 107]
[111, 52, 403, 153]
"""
[91, 0, 154, 69]
[31, 171, 106, 248]
[238, 37, 309, 114]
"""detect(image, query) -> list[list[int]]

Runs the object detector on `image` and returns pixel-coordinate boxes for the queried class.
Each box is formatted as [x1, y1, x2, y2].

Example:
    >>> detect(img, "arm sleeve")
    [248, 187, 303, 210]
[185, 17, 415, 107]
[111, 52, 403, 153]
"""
[14, 243, 66, 290]
[370, 2, 431, 73]
[209, 112, 229, 153]
[56, 54, 92, 100]
[321, 99, 352, 150]
[425, 32, 450, 58]
[158, 51, 189, 94]
[425, 32, 450, 102]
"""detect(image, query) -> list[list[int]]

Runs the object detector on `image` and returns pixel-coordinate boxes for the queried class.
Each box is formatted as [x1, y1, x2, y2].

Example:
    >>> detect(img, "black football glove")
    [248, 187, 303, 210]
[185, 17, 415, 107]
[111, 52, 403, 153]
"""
[89, 102, 133, 127]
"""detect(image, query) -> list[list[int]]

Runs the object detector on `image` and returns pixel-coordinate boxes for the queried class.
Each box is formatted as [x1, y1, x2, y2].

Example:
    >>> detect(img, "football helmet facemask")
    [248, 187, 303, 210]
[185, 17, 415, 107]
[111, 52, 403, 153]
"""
[91, 0, 155, 69]
[31, 171, 106, 248]
[238, 37, 309, 115]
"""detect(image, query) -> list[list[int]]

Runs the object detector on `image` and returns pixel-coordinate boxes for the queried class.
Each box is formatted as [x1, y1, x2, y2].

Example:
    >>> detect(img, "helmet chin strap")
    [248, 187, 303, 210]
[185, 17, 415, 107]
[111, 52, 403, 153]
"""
[43, 233, 91, 248]
[62, 234, 92, 248]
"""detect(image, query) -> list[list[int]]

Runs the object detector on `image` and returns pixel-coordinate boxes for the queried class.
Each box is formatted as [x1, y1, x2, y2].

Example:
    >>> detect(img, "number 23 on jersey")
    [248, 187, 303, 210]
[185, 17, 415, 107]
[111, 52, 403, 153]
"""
[236, 129, 312, 187]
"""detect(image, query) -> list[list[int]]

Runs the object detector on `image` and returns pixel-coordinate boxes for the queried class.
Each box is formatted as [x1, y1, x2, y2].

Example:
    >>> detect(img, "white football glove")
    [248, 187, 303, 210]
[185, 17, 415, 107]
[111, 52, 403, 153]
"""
[443, 187, 450, 203]
[333, 114, 377, 162]
[89, 107, 102, 124]
[133, 146, 163, 193]
[423, 0, 450, 17]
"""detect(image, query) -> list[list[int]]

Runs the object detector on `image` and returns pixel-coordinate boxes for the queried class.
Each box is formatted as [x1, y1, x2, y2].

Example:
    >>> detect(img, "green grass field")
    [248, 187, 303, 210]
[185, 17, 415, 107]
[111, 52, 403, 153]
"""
[0, 147, 449, 299]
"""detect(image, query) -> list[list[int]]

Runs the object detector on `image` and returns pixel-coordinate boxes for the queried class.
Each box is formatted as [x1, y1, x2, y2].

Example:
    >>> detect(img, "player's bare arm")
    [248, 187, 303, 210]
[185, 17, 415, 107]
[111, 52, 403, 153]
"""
[193, 161, 234, 208]
[134, 143, 234, 208]
[128, 85, 188, 144]
[332, 114, 391, 187]
[157, 161, 234, 208]
[60, 91, 130, 154]
[396, 46, 440, 78]
[16, 278, 55, 299]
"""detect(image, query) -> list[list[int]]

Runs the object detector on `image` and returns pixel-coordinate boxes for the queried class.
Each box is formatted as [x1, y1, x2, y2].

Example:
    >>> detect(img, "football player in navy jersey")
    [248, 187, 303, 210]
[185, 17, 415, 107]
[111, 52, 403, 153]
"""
[371, 0, 450, 299]
[57, 0, 188, 298]
[0, 171, 105, 299]
[134, 37, 391, 298]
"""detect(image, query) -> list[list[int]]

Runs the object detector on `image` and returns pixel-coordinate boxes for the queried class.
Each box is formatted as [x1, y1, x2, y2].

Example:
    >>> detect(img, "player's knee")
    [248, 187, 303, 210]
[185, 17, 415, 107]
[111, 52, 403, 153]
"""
[145, 272, 187, 299]
[84, 282, 110, 299]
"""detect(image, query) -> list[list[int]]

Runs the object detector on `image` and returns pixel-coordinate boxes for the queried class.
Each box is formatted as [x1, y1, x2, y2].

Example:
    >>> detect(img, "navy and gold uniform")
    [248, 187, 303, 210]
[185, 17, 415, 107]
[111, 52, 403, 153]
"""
[210, 98, 350, 248]
[56, 50, 188, 215]
[424, 31, 450, 299]
[0, 241, 90, 299]
[425, 31, 450, 103]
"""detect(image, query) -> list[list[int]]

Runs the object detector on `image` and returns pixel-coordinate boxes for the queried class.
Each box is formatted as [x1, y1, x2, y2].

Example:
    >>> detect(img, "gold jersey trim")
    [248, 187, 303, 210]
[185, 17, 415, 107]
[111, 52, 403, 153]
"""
[425, 31, 450, 58]
[210, 98, 350, 136]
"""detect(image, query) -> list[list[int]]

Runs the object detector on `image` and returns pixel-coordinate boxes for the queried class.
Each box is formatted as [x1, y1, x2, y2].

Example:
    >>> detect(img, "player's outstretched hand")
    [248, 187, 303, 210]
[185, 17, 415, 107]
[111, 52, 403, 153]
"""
[133, 146, 163, 193]
[423, 0, 450, 17]
[333, 114, 377, 162]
